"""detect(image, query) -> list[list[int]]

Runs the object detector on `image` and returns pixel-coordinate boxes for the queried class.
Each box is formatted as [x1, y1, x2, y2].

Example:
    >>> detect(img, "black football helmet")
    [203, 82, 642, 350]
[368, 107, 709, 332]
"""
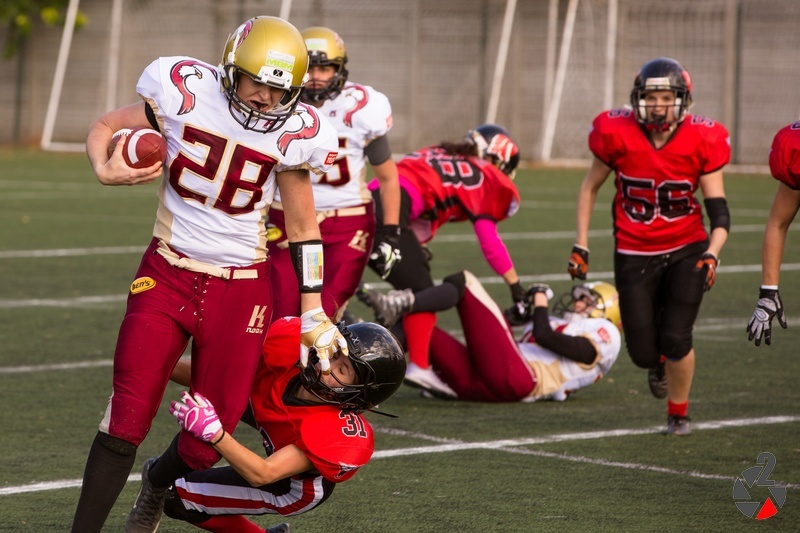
[630, 57, 693, 132]
[299, 322, 406, 411]
[466, 124, 520, 179]
[300, 26, 349, 104]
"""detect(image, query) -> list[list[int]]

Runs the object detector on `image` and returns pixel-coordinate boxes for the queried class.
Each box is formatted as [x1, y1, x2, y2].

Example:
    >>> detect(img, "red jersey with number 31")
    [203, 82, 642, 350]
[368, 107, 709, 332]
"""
[397, 146, 520, 242]
[249, 318, 374, 483]
[769, 121, 800, 190]
[589, 109, 730, 254]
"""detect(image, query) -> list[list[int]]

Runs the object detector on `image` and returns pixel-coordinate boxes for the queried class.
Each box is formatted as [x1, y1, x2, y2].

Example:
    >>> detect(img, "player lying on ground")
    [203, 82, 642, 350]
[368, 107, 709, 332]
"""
[130, 319, 405, 533]
[360, 270, 621, 402]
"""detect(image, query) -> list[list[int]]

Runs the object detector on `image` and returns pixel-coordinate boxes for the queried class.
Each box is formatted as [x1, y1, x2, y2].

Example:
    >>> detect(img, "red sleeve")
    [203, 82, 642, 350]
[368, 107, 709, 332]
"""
[588, 109, 631, 168]
[262, 317, 302, 371]
[297, 410, 374, 483]
[769, 122, 800, 190]
[696, 117, 731, 174]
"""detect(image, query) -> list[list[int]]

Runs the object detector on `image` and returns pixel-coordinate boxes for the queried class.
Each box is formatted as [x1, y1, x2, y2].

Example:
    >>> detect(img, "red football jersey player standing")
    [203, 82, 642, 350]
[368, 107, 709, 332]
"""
[567, 57, 731, 436]
[746, 121, 800, 346]
[361, 125, 524, 399]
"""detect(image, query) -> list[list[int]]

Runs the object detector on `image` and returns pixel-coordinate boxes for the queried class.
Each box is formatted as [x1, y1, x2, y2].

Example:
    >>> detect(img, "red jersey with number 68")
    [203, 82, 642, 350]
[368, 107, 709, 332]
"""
[589, 109, 730, 254]
[249, 317, 373, 483]
[768, 121, 800, 190]
[397, 146, 520, 243]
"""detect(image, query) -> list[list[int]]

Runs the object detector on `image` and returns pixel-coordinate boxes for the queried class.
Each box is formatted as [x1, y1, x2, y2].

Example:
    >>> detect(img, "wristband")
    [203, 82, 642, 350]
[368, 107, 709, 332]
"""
[210, 429, 226, 446]
[289, 240, 324, 293]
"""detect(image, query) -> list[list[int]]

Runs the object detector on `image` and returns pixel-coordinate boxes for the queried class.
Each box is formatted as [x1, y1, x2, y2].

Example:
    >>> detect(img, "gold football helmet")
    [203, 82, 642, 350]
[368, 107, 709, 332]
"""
[554, 281, 621, 330]
[300, 26, 349, 103]
[221, 16, 309, 132]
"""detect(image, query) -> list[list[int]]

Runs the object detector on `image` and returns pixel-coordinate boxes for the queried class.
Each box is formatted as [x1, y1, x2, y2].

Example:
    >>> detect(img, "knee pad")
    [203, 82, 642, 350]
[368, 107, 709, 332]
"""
[97, 431, 137, 456]
[442, 271, 467, 300]
[661, 331, 692, 361]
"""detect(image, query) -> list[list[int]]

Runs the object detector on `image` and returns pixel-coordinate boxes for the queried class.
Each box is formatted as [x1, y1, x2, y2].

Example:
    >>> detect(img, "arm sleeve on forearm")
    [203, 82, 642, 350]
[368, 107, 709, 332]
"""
[473, 218, 514, 276]
[531, 307, 598, 365]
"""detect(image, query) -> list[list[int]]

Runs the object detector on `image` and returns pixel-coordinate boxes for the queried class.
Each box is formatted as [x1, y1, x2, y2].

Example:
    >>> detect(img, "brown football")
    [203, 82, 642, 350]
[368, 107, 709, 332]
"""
[107, 127, 167, 169]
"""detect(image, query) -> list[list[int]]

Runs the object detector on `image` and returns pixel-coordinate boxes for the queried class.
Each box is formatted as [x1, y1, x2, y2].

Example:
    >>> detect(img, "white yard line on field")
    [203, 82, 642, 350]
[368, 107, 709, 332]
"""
[4, 264, 800, 309]
[0, 221, 796, 260]
[1, 415, 797, 497]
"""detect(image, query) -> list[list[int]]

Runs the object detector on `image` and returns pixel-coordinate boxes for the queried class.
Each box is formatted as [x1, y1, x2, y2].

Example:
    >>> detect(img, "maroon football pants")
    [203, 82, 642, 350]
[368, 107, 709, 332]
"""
[103, 238, 271, 470]
[429, 276, 535, 402]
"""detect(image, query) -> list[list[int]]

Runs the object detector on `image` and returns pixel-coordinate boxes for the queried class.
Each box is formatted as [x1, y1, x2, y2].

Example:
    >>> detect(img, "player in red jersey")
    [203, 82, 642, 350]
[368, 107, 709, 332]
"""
[567, 57, 731, 436]
[134, 318, 405, 532]
[746, 122, 800, 346]
[361, 124, 523, 397]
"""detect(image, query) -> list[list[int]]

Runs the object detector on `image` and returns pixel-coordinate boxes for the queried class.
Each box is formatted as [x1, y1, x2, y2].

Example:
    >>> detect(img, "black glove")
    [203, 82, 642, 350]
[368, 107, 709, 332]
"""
[504, 281, 530, 326]
[746, 287, 788, 346]
[568, 244, 589, 280]
[527, 283, 554, 302]
[369, 225, 402, 279]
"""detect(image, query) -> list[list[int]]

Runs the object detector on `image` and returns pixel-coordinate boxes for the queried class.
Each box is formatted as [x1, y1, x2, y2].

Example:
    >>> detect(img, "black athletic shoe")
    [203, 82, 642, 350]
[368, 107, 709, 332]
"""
[648, 361, 668, 399]
[665, 415, 692, 436]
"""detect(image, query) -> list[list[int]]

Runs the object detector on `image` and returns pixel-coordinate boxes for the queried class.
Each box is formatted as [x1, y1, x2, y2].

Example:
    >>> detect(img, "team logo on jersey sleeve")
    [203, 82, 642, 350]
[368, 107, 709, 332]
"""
[130, 277, 156, 294]
[277, 104, 321, 155]
[170, 60, 218, 115]
[335, 463, 359, 479]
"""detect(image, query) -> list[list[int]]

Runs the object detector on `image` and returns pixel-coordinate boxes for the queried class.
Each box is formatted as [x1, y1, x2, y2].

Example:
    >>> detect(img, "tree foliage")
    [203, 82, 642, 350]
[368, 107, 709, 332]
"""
[0, 0, 88, 58]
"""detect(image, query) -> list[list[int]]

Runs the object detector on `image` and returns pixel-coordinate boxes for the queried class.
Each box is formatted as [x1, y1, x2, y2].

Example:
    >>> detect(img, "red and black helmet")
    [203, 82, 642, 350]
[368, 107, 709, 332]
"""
[630, 57, 693, 131]
[299, 322, 406, 411]
[466, 124, 520, 179]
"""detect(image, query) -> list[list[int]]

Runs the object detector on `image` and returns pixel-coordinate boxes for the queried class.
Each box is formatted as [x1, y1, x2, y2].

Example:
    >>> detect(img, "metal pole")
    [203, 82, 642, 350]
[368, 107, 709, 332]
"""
[486, 0, 518, 124]
[105, 0, 124, 112]
[603, 0, 618, 110]
[41, 0, 81, 150]
[541, 0, 580, 161]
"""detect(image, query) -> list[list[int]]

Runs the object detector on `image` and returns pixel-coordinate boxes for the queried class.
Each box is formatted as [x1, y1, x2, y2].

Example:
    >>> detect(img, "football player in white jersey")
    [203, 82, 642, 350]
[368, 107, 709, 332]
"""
[361, 271, 621, 402]
[73, 17, 348, 533]
[268, 26, 402, 323]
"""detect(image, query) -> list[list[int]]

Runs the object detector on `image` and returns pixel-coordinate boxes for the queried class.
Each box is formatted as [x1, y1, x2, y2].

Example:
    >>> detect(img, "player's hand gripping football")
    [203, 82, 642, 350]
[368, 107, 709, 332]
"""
[746, 287, 788, 346]
[693, 252, 718, 292]
[369, 225, 402, 279]
[300, 308, 349, 374]
[568, 244, 590, 280]
[169, 391, 223, 443]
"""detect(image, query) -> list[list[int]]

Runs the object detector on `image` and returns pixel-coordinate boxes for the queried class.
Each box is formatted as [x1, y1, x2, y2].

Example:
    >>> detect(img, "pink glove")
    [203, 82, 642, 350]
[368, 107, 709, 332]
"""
[169, 391, 223, 443]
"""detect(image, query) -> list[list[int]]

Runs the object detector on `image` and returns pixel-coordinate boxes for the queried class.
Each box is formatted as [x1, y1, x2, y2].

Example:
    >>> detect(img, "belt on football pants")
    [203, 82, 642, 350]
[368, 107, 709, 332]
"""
[155, 240, 260, 280]
[271, 202, 369, 224]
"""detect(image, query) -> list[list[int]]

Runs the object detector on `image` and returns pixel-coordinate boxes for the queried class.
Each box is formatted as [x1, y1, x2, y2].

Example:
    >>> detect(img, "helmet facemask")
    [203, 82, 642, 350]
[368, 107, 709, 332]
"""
[303, 53, 348, 104]
[553, 282, 621, 329]
[630, 58, 693, 133]
[301, 27, 349, 104]
[221, 17, 309, 133]
[298, 322, 405, 412]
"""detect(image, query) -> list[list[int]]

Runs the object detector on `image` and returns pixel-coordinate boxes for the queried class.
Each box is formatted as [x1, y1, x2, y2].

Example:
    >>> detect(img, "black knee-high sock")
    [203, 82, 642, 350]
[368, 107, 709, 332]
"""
[411, 283, 460, 313]
[148, 433, 194, 488]
[71, 432, 137, 533]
